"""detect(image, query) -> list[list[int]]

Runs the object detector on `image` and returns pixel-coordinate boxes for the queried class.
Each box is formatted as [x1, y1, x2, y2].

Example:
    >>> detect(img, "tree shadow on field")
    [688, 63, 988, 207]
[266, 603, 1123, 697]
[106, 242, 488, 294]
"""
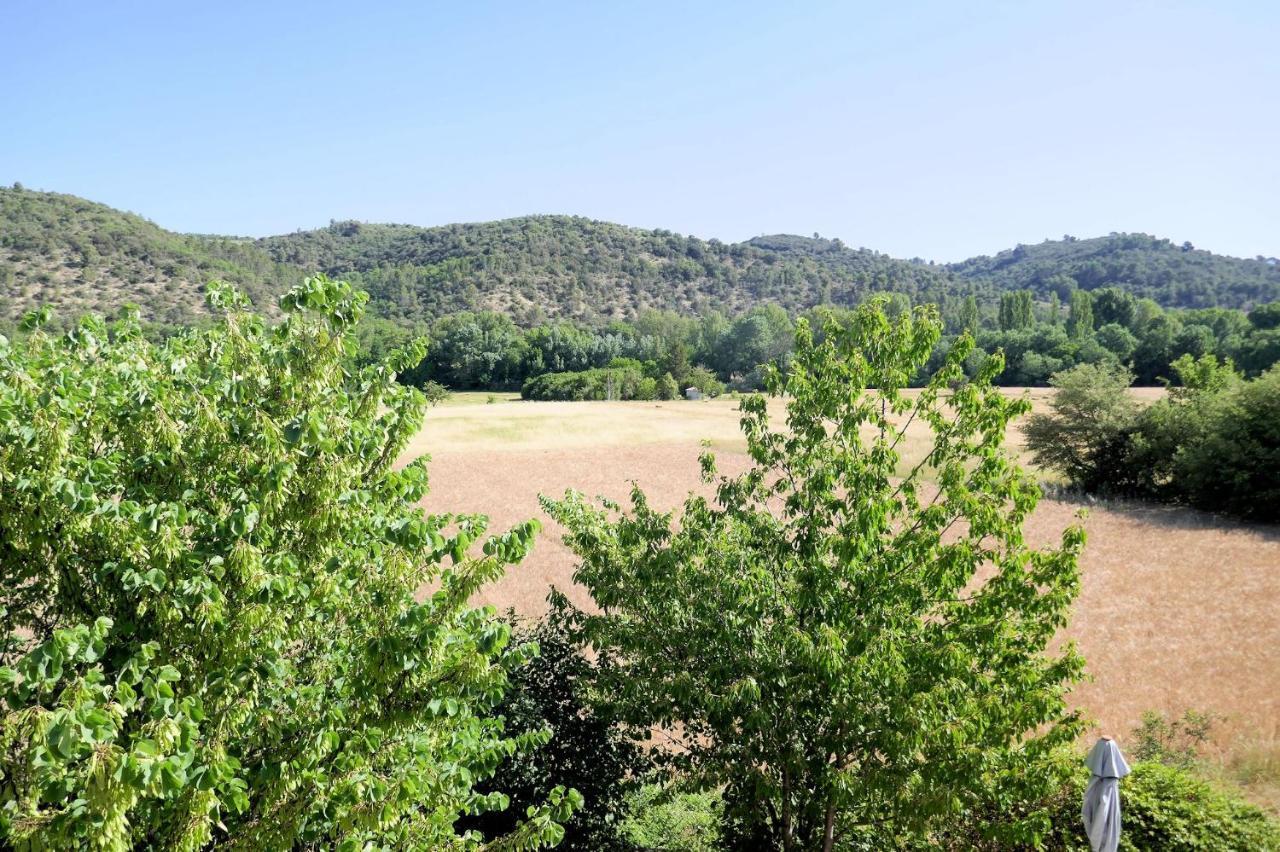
[1042, 488, 1280, 540]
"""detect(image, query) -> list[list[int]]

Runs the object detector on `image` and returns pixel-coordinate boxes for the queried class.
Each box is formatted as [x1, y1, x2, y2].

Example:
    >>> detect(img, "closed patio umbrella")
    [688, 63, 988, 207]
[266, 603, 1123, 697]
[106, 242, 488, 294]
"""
[1082, 736, 1131, 852]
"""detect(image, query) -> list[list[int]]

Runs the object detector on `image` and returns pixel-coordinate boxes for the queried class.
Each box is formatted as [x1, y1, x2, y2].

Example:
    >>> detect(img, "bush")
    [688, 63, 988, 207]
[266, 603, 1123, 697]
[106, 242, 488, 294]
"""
[1023, 362, 1141, 492]
[1065, 763, 1280, 851]
[620, 784, 723, 852]
[521, 366, 646, 401]
[683, 365, 724, 397]
[1169, 365, 1280, 520]
[0, 278, 576, 849]
[1031, 356, 1280, 520]
[937, 753, 1280, 851]
[656, 372, 679, 400]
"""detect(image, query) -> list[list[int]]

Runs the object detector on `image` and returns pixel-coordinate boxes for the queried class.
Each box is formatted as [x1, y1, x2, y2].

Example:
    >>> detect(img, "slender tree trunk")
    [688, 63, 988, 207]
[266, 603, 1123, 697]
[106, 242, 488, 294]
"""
[821, 798, 837, 852]
[781, 765, 794, 852]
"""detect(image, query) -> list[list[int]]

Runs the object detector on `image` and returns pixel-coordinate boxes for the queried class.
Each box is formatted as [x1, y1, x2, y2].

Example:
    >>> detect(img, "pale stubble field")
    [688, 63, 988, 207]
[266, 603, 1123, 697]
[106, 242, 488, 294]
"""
[409, 390, 1280, 805]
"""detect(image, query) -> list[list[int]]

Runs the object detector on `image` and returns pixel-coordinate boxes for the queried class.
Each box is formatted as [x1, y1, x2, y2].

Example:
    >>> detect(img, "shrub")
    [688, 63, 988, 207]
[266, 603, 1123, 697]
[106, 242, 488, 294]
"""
[1170, 365, 1280, 520]
[937, 752, 1280, 851]
[656, 372, 679, 400]
[620, 784, 723, 852]
[1065, 763, 1280, 851]
[0, 278, 576, 849]
[1130, 709, 1215, 769]
[683, 365, 724, 397]
[1023, 362, 1141, 492]
[521, 366, 645, 401]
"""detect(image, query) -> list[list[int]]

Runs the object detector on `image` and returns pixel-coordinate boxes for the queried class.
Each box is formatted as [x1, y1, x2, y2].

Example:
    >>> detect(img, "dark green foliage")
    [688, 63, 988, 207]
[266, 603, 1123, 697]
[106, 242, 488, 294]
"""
[1159, 364, 1280, 520]
[521, 366, 647, 401]
[1023, 363, 1142, 493]
[460, 618, 645, 851]
[999, 290, 1035, 330]
[1067, 290, 1094, 339]
[937, 756, 1280, 851]
[656, 372, 679, 400]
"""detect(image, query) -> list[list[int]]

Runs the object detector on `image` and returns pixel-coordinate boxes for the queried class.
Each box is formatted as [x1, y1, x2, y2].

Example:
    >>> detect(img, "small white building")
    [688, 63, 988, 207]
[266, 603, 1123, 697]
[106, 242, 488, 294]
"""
[685, 387, 703, 400]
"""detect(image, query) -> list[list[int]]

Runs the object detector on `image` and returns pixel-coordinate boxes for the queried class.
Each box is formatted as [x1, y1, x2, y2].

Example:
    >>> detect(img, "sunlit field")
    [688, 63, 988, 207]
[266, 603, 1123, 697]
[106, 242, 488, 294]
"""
[410, 388, 1280, 809]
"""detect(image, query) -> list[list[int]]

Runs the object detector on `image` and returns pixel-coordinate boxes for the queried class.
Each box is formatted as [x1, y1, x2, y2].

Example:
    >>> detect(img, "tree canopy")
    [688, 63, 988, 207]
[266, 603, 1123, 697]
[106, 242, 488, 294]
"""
[0, 276, 577, 849]
[545, 302, 1085, 850]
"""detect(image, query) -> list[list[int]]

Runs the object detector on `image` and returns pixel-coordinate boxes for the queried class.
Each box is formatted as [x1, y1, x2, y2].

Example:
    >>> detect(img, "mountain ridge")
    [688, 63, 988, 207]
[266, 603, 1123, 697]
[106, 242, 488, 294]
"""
[2, 185, 1277, 330]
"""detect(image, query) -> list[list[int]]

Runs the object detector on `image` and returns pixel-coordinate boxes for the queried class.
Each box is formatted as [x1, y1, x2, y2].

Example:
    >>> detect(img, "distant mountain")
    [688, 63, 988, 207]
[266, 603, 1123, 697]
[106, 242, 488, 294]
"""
[257, 218, 955, 325]
[1, 185, 1276, 331]
[947, 233, 1280, 309]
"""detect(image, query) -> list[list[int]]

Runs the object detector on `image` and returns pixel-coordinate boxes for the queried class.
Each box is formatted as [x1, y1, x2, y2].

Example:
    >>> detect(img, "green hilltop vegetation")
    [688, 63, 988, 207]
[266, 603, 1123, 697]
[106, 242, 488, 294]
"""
[0, 186, 297, 328]
[3, 184, 1278, 334]
[948, 232, 1280, 309]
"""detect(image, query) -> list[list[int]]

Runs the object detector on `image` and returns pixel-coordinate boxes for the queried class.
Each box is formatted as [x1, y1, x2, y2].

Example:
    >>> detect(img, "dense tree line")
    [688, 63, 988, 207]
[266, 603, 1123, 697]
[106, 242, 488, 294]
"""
[382, 289, 1280, 394]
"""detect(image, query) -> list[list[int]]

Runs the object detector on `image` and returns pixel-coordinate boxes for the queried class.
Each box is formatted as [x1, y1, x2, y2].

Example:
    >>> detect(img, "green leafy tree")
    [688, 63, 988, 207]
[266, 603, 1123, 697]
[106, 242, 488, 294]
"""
[1066, 290, 1094, 339]
[655, 372, 679, 401]
[1091, 287, 1136, 329]
[1095, 323, 1139, 363]
[1023, 363, 1141, 492]
[545, 302, 1085, 850]
[0, 277, 577, 850]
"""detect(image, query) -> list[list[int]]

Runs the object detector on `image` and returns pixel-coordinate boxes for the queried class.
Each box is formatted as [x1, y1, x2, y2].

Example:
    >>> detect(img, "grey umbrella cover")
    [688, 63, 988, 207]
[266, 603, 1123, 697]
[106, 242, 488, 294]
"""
[1082, 738, 1132, 852]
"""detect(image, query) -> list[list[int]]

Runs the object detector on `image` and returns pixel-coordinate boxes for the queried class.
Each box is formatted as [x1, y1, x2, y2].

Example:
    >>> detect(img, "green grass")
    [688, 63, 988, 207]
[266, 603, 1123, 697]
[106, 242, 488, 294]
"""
[434, 391, 522, 407]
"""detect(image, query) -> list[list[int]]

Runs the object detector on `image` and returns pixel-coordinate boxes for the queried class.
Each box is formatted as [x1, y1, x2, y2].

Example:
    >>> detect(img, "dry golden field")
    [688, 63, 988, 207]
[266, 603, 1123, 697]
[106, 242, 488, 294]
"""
[410, 390, 1279, 805]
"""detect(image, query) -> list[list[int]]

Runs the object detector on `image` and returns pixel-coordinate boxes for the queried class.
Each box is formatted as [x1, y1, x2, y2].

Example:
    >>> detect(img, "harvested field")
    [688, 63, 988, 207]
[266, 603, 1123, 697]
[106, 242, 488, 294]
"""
[413, 390, 1278, 797]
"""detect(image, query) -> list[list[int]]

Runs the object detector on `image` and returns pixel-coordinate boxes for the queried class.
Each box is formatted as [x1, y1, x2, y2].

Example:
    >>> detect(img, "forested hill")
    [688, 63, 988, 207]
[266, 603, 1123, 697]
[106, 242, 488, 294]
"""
[0, 187, 299, 327]
[2, 185, 1277, 330]
[947, 233, 1280, 309]
[255, 217, 955, 324]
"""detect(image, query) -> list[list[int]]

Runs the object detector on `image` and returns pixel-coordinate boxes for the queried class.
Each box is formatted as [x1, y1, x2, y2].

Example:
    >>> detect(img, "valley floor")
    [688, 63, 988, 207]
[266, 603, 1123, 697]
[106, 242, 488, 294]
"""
[410, 391, 1279, 807]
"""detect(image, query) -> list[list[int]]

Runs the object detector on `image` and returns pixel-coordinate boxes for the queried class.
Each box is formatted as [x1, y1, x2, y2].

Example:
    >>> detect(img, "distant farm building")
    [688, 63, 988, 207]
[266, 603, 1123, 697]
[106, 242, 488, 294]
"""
[685, 387, 703, 400]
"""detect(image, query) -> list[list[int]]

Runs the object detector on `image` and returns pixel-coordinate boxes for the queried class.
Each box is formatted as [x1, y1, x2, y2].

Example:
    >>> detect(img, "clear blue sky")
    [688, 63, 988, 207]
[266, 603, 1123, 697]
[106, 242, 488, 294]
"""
[3, 1, 1277, 261]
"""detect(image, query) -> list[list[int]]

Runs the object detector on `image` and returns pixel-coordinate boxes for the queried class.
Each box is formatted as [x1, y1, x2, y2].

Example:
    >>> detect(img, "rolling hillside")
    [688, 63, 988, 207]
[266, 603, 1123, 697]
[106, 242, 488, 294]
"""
[2, 185, 1276, 331]
[948, 233, 1280, 309]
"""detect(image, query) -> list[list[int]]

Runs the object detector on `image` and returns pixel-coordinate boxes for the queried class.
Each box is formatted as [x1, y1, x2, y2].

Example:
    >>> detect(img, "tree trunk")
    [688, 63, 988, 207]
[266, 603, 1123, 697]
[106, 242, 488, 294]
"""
[821, 799, 837, 852]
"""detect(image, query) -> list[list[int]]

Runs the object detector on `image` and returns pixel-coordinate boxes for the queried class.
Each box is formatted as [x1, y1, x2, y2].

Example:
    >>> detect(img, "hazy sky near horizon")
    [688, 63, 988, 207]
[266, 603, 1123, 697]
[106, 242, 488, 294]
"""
[3, 1, 1277, 261]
